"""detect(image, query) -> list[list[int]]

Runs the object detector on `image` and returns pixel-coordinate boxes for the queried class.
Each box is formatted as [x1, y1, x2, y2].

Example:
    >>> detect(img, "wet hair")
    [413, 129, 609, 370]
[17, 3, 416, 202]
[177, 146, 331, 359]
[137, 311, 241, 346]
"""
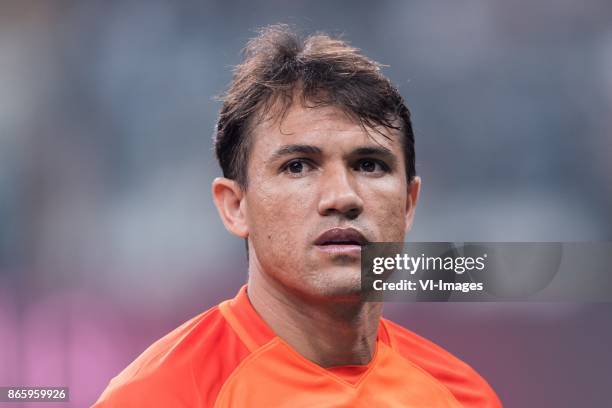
[214, 24, 416, 189]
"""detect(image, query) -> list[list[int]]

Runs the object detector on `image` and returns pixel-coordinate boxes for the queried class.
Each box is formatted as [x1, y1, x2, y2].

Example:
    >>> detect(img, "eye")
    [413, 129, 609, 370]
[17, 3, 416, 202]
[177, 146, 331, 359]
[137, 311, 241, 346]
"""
[288, 161, 304, 173]
[356, 159, 389, 174]
[282, 159, 314, 176]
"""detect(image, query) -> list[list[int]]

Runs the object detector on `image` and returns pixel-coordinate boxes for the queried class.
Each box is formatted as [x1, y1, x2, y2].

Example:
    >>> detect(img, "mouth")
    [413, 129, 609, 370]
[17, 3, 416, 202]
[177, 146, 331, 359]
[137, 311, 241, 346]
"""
[314, 227, 368, 255]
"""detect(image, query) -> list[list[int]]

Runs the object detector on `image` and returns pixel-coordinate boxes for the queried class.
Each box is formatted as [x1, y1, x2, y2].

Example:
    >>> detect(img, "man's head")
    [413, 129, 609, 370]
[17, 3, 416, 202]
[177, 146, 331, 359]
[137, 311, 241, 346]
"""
[212, 25, 420, 301]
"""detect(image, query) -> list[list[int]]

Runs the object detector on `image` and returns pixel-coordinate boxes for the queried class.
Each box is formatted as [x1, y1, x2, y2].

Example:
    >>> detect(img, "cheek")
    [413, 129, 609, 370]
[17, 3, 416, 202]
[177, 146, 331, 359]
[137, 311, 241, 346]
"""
[367, 184, 408, 242]
[247, 183, 312, 260]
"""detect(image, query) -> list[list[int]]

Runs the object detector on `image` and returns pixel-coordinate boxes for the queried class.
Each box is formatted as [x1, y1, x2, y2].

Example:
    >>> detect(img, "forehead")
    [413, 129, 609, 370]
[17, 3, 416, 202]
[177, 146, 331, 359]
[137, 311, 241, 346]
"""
[250, 102, 402, 154]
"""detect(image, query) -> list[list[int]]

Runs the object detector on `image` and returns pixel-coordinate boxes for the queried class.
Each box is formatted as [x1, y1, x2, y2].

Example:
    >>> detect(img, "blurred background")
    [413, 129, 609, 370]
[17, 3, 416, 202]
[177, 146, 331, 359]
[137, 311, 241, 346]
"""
[1, 0, 611, 406]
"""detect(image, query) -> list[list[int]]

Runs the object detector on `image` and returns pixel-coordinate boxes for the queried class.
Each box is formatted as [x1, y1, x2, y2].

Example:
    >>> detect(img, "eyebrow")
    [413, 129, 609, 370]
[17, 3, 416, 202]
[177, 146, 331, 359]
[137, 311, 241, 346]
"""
[352, 146, 395, 159]
[269, 144, 323, 162]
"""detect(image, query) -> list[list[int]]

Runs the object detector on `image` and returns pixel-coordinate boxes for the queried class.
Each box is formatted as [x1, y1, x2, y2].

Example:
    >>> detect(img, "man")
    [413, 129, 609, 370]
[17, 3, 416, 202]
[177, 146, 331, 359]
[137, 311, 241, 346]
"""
[93, 25, 502, 407]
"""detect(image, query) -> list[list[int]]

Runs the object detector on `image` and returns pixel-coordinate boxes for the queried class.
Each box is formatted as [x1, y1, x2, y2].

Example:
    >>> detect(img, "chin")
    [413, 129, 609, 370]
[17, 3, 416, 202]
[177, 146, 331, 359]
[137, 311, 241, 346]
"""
[303, 271, 363, 302]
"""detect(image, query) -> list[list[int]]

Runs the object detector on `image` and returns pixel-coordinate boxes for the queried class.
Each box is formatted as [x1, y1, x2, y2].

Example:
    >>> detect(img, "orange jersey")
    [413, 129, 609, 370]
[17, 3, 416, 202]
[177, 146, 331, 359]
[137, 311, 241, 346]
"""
[93, 286, 502, 407]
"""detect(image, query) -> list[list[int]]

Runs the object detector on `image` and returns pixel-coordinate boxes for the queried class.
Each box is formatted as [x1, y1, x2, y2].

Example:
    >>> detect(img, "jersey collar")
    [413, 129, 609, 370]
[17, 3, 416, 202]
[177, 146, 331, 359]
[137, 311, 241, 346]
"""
[219, 284, 391, 352]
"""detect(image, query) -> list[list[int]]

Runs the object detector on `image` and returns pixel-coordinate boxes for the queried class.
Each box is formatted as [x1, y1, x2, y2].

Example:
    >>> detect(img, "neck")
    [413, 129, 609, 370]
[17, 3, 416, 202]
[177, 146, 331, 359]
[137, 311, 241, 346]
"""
[247, 267, 383, 368]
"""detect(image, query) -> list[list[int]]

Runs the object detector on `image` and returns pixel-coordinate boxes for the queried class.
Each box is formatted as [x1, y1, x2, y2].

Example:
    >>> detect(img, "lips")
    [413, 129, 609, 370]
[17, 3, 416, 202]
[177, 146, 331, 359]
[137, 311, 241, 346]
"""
[314, 227, 368, 247]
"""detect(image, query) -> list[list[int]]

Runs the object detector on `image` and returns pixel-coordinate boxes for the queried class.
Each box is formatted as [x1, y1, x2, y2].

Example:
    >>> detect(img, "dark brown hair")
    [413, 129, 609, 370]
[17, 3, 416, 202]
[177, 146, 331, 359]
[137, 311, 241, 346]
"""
[214, 24, 415, 188]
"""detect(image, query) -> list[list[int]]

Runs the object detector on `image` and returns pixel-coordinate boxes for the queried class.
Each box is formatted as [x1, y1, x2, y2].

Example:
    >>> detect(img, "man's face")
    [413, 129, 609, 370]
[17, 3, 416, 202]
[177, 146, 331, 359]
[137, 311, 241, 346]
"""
[243, 102, 416, 301]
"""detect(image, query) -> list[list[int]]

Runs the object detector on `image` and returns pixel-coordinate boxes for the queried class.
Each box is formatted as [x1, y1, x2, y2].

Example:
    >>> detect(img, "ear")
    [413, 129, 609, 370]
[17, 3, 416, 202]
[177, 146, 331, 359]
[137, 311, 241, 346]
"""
[404, 176, 421, 234]
[212, 177, 249, 238]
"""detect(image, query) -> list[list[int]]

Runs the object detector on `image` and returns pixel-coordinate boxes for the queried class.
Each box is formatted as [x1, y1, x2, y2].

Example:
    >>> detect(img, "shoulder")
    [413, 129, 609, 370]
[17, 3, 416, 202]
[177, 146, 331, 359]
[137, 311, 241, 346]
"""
[382, 318, 502, 408]
[92, 305, 250, 408]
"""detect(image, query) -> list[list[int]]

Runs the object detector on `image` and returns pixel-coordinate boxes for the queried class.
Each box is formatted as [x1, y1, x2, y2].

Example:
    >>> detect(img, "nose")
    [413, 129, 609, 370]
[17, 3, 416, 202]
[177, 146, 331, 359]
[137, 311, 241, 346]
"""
[317, 166, 364, 220]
